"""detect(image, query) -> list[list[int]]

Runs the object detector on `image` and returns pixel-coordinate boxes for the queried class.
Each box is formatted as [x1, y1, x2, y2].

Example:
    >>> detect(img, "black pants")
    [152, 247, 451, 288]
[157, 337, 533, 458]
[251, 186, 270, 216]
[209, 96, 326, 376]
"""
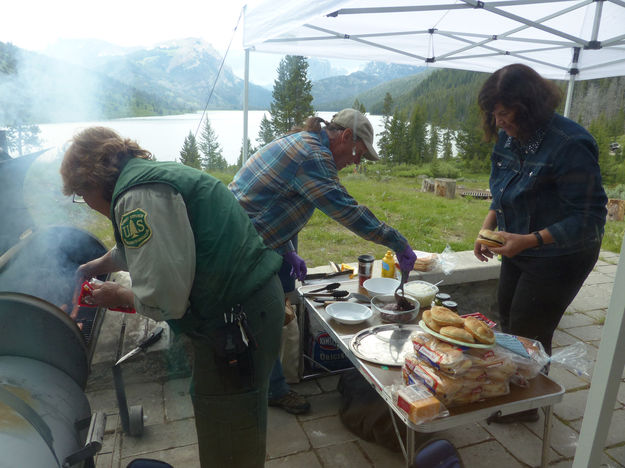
[497, 245, 600, 355]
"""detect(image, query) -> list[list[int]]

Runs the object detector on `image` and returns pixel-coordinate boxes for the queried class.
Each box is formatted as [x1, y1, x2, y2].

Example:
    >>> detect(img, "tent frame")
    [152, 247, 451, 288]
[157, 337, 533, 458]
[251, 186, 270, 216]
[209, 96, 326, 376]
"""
[241, 4, 625, 461]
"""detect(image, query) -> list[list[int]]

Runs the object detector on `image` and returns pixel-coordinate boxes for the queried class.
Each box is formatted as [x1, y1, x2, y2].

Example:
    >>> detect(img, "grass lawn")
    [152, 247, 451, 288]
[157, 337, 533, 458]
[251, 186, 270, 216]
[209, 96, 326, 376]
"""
[28, 160, 623, 268]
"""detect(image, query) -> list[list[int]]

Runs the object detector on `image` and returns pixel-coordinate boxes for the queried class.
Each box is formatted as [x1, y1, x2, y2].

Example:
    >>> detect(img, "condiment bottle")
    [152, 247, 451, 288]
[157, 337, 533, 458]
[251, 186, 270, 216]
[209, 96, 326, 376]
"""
[441, 300, 458, 312]
[434, 293, 451, 306]
[381, 250, 396, 278]
[358, 254, 375, 287]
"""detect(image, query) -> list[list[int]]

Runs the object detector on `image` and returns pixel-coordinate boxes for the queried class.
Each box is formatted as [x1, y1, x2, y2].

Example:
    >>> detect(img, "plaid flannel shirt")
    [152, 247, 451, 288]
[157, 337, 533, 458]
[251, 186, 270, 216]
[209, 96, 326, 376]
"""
[229, 130, 408, 255]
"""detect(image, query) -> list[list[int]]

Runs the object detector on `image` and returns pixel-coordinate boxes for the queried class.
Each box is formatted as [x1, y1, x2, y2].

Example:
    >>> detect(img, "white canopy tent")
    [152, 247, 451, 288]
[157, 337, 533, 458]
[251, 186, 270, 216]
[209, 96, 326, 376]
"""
[242, 2, 625, 467]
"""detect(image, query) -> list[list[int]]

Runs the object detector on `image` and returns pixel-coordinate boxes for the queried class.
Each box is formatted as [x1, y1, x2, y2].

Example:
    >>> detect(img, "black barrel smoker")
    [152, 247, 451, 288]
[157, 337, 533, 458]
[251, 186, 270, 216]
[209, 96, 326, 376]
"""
[0, 150, 108, 467]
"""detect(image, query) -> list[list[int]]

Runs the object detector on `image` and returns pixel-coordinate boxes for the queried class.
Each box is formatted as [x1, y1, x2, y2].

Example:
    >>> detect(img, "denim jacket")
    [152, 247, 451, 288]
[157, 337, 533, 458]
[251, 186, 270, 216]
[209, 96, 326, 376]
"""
[489, 113, 607, 257]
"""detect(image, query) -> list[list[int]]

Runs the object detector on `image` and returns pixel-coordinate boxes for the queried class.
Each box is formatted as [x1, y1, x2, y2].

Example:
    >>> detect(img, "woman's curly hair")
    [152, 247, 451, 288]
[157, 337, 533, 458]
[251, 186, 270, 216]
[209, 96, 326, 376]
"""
[478, 63, 562, 142]
[60, 127, 152, 202]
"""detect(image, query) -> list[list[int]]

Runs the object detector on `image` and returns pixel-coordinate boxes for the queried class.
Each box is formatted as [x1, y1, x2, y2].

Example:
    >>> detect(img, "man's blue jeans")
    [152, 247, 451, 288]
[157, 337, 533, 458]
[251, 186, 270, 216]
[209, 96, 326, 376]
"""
[269, 237, 298, 400]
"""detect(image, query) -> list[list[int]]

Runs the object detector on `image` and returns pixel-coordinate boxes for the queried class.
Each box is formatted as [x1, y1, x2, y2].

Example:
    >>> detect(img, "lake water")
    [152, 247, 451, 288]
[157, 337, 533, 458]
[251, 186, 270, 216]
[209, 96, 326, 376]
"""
[38, 111, 385, 166]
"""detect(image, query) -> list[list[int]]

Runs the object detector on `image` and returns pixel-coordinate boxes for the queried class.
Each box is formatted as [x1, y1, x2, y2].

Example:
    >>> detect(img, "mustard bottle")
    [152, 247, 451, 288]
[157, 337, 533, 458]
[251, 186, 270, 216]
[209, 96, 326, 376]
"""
[381, 250, 396, 278]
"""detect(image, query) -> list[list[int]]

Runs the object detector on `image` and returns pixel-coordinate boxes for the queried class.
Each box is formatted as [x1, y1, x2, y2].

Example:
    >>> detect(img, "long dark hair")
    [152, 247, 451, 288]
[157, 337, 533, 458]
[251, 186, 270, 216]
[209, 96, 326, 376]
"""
[478, 63, 562, 141]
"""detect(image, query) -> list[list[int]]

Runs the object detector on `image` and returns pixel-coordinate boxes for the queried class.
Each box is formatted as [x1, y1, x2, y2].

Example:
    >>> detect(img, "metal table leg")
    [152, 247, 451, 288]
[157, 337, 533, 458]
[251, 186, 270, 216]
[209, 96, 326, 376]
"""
[541, 405, 554, 468]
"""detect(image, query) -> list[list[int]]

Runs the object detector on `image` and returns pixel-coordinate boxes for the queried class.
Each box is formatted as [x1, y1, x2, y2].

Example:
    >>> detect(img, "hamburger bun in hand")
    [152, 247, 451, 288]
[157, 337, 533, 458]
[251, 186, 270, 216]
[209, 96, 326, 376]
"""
[476, 229, 505, 248]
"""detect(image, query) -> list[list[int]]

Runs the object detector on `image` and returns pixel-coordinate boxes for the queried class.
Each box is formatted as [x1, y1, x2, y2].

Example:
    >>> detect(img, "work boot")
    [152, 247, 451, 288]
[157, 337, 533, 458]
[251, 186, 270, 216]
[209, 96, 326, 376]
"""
[269, 390, 311, 415]
[492, 408, 540, 424]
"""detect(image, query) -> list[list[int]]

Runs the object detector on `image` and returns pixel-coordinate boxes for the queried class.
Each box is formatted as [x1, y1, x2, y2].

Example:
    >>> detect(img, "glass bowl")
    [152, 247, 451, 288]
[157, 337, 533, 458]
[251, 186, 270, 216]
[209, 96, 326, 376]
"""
[371, 294, 420, 324]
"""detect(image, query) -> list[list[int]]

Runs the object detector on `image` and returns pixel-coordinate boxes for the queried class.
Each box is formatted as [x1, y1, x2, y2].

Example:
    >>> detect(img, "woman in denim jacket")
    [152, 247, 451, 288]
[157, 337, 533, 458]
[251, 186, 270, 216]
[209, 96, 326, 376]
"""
[474, 64, 607, 419]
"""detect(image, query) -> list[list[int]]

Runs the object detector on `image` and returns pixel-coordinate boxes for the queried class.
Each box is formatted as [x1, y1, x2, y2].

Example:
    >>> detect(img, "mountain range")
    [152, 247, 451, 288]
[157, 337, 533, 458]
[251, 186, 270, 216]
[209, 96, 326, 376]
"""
[0, 38, 424, 125]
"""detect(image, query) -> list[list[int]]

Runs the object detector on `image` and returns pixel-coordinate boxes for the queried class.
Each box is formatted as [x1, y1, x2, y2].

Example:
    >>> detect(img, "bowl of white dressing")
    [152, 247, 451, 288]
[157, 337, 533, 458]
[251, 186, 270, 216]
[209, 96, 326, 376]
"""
[404, 280, 439, 309]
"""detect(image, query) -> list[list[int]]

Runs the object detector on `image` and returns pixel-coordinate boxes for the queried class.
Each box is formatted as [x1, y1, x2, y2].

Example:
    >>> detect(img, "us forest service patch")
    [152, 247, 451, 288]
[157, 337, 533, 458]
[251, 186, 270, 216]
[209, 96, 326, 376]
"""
[120, 208, 152, 248]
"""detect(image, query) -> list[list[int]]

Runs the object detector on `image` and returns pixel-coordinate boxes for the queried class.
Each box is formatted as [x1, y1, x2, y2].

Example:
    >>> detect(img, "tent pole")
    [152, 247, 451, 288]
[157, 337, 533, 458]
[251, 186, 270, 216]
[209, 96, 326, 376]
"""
[572, 236, 625, 467]
[564, 47, 580, 118]
[563, 75, 575, 118]
[243, 48, 250, 162]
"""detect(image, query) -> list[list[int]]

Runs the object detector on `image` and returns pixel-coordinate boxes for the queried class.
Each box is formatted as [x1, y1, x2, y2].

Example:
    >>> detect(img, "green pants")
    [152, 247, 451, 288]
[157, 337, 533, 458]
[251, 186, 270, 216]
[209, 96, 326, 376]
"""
[189, 274, 284, 467]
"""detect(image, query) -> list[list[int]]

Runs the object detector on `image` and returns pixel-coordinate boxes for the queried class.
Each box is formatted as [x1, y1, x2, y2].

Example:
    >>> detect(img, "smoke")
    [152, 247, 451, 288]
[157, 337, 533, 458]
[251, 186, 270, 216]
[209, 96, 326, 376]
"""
[1, 43, 114, 126]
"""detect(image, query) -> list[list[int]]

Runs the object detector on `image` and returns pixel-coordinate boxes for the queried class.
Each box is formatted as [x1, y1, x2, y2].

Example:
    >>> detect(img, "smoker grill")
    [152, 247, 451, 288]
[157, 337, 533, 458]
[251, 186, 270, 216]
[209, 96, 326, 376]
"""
[0, 150, 109, 467]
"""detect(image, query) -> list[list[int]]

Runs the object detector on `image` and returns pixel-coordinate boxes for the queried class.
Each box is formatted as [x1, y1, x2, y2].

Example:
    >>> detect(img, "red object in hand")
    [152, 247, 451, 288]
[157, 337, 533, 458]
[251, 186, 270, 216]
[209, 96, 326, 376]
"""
[78, 279, 136, 313]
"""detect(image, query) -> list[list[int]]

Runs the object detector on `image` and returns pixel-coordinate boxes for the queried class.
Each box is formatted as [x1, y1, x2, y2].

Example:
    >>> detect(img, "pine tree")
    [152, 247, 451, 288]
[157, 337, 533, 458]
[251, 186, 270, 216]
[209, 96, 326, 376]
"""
[270, 56, 314, 136]
[377, 93, 394, 160]
[179, 131, 201, 169]
[198, 119, 226, 171]
[455, 104, 492, 172]
[238, 138, 256, 167]
[353, 99, 366, 114]
[428, 125, 440, 162]
[408, 105, 427, 164]
[256, 113, 275, 147]
[387, 110, 410, 164]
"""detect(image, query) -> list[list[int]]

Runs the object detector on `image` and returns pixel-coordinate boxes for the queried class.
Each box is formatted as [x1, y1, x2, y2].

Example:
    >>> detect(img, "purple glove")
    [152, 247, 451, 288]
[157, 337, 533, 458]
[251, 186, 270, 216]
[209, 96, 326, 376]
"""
[283, 251, 308, 281]
[397, 245, 417, 272]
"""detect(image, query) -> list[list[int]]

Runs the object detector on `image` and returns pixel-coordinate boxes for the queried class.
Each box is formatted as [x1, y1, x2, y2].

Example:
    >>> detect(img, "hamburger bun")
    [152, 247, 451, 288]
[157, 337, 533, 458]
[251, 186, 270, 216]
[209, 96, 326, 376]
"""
[476, 229, 505, 248]
[464, 316, 496, 345]
[439, 326, 476, 344]
[430, 306, 465, 327]
[422, 309, 442, 332]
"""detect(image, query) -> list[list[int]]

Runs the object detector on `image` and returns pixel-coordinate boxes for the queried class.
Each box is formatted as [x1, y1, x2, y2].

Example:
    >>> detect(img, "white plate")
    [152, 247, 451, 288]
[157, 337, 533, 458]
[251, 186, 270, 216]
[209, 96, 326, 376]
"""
[363, 277, 400, 296]
[418, 320, 496, 349]
[326, 302, 373, 325]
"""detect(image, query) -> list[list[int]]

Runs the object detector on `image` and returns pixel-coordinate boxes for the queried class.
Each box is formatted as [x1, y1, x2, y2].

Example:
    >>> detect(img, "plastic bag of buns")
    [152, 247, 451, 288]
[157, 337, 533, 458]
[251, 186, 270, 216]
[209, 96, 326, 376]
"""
[486, 334, 549, 386]
[411, 329, 473, 375]
[403, 355, 464, 405]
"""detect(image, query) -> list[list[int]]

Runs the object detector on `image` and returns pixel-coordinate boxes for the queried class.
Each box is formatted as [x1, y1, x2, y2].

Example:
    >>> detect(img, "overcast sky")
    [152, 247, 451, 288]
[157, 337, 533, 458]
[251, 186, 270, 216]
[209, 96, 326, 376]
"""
[1, 0, 366, 86]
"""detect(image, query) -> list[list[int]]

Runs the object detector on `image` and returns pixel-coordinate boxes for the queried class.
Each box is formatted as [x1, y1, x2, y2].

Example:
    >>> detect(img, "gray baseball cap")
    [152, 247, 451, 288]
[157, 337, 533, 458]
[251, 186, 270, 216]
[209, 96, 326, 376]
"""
[331, 108, 379, 161]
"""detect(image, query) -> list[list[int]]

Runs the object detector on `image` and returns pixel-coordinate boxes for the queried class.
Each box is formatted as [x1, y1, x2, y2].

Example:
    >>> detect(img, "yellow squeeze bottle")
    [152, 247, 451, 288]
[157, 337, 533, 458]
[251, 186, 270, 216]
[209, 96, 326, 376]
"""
[381, 250, 396, 278]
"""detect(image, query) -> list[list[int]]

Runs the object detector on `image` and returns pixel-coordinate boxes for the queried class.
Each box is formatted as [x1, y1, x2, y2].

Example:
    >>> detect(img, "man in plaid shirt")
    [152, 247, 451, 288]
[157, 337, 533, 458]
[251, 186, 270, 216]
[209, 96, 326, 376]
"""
[230, 108, 417, 414]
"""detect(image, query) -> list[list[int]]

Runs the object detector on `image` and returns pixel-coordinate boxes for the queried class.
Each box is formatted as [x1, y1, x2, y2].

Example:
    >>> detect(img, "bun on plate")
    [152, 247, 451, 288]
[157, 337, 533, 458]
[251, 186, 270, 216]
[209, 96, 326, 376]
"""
[464, 316, 496, 345]
[476, 229, 505, 248]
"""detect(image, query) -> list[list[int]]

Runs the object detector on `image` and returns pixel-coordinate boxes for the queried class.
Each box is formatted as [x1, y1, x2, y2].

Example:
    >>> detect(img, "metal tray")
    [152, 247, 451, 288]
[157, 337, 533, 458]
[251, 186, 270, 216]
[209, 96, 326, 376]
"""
[350, 323, 420, 367]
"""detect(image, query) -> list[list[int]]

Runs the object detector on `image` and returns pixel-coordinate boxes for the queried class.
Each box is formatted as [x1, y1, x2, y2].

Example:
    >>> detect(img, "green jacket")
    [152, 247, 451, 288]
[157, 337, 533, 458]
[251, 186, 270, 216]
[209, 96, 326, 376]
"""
[111, 158, 282, 333]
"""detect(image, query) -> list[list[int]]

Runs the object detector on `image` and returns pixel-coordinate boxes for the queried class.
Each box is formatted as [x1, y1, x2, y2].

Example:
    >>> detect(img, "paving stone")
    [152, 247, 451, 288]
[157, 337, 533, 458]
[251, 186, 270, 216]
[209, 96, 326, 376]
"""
[457, 440, 524, 468]
[87, 387, 120, 415]
[125, 381, 165, 427]
[298, 391, 341, 421]
[553, 329, 580, 347]
[555, 389, 590, 421]
[267, 407, 310, 458]
[606, 444, 625, 467]
[265, 451, 323, 467]
[481, 417, 559, 466]
[121, 419, 198, 458]
[316, 441, 372, 467]
[291, 378, 322, 396]
[524, 411, 580, 458]
[316, 374, 341, 392]
[163, 377, 194, 421]
[595, 264, 619, 275]
[301, 414, 359, 448]
[94, 452, 115, 468]
[584, 271, 616, 285]
[564, 325, 605, 342]
[548, 366, 589, 391]
[601, 409, 625, 447]
[357, 439, 405, 467]
[584, 309, 608, 323]
[559, 312, 596, 329]
[437, 422, 492, 447]
[120, 444, 200, 468]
